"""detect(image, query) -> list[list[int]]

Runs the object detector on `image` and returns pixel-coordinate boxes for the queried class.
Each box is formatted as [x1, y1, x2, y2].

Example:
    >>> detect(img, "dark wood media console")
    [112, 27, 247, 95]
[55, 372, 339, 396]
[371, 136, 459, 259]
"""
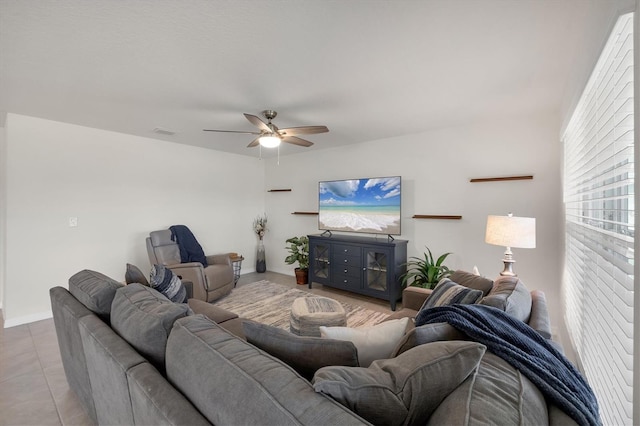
[308, 234, 408, 311]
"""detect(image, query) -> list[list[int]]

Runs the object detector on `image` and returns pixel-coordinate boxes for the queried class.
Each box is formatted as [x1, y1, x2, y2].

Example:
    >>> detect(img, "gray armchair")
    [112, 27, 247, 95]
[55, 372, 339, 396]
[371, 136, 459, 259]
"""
[146, 230, 234, 302]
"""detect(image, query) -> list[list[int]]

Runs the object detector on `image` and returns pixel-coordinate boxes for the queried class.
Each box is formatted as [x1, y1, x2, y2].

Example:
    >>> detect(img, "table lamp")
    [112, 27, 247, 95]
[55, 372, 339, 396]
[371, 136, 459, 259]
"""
[485, 213, 536, 276]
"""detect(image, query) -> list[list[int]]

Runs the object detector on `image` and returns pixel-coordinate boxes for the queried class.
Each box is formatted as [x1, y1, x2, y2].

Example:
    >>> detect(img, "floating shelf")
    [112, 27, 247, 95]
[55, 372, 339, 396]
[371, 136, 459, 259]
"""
[292, 211, 319, 215]
[470, 175, 533, 183]
[268, 189, 292, 192]
[412, 215, 462, 220]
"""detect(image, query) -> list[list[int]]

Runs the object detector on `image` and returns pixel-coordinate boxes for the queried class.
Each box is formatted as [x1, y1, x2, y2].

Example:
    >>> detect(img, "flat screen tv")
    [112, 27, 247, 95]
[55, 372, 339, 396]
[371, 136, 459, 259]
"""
[318, 176, 401, 235]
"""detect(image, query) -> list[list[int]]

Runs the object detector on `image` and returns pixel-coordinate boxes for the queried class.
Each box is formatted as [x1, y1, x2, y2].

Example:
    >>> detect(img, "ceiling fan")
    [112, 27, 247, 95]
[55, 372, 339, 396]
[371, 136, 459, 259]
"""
[203, 110, 328, 148]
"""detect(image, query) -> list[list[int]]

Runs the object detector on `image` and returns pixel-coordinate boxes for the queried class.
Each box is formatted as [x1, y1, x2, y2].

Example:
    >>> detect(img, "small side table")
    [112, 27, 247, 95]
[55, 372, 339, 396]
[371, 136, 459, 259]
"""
[229, 254, 244, 287]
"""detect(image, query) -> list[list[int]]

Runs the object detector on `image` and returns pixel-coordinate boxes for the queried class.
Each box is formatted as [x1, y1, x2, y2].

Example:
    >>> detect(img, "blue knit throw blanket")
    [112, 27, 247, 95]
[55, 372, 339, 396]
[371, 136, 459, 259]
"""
[169, 225, 208, 267]
[415, 304, 601, 426]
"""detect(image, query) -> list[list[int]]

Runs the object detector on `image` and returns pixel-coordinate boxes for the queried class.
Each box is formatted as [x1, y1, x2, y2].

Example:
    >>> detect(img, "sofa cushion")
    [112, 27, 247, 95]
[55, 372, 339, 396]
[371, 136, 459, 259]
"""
[392, 321, 467, 357]
[149, 264, 187, 303]
[110, 283, 189, 372]
[166, 315, 367, 425]
[243, 321, 359, 380]
[68, 269, 123, 322]
[125, 263, 149, 286]
[426, 352, 548, 425]
[187, 298, 238, 323]
[479, 276, 532, 322]
[313, 340, 486, 426]
[320, 317, 409, 367]
[450, 270, 494, 296]
[422, 278, 484, 309]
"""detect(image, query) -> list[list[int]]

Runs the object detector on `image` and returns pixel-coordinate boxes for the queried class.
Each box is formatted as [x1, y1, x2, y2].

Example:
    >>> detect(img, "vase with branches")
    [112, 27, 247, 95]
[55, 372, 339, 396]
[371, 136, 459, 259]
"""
[253, 214, 267, 273]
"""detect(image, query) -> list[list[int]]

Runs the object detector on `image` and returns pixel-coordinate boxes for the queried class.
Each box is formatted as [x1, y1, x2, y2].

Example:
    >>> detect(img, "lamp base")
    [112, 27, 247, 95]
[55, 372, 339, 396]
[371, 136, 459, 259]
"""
[499, 248, 517, 276]
[499, 260, 517, 277]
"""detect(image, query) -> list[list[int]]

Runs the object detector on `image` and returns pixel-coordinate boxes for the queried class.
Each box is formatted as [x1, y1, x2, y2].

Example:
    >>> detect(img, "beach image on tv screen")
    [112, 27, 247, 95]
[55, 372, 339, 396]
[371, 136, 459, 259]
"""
[318, 176, 401, 235]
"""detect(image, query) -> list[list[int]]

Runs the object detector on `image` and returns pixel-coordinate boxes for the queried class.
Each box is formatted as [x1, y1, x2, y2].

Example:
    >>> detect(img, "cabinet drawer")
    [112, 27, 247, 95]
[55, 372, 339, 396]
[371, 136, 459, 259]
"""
[334, 254, 360, 267]
[331, 273, 361, 288]
[332, 265, 362, 279]
[333, 244, 361, 258]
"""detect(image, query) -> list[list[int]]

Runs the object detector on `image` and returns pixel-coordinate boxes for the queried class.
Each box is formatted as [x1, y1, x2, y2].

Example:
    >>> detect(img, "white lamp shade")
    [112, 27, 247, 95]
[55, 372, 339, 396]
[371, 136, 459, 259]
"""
[259, 135, 281, 148]
[485, 215, 536, 248]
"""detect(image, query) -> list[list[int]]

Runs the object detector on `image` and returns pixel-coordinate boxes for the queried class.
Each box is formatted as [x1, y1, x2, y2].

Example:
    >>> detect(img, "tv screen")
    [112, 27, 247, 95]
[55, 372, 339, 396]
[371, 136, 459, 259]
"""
[318, 176, 401, 235]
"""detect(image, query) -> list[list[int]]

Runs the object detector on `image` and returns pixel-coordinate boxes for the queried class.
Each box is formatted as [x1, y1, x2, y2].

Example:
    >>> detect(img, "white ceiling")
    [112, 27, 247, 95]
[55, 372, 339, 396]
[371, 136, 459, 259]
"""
[0, 0, 630, 158]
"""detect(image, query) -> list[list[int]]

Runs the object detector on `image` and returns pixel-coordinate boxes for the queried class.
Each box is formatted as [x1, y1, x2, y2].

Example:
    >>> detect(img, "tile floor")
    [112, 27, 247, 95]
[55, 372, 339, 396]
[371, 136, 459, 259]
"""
[0, 271, 399, 425]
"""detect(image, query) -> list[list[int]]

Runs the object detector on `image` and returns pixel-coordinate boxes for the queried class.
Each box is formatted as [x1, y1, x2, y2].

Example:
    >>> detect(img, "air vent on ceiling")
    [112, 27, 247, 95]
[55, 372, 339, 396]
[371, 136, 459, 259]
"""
[152, 127, 175, 136]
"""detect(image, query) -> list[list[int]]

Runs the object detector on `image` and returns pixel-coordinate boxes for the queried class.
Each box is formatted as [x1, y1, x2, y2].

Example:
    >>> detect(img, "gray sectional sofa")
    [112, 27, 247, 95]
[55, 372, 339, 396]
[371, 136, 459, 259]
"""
[50, 269, 580, 425]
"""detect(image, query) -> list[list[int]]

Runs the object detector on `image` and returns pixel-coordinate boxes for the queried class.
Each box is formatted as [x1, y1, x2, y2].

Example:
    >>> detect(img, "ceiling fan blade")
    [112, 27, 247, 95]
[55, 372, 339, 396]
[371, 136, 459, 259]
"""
[283, 136, 314, 147]
[278, 125, 329, 136]
[203, 129, 260, 135]
[247, 136, 261, 148]
[244, 113, 271, 132]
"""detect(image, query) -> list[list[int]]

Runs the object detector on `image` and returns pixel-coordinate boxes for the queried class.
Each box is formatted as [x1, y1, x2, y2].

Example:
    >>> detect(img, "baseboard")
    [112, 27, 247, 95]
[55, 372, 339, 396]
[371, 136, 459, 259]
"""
[3, 310, 52, 328]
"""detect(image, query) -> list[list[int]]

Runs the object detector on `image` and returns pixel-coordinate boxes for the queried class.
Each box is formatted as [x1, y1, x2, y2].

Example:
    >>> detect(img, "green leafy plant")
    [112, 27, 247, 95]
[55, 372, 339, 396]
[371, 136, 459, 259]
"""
[400, 247, 452, 289]
[284, 236, 309, 270]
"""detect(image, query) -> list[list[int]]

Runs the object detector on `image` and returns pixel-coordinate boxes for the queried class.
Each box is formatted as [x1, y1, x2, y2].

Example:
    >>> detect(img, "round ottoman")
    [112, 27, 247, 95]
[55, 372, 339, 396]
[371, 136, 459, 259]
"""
[290, 296, 347, 337]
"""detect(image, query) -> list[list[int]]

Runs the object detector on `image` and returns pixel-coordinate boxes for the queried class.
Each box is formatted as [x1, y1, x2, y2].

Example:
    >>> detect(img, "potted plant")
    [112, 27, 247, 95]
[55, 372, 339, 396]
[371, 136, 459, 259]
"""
[400, 247, 452, 289]
[285, 236, 310, 285]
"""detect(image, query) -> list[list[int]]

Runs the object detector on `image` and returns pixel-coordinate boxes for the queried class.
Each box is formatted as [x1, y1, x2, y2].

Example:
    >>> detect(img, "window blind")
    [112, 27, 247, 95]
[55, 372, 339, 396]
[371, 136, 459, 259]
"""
[563, 12, 634, 425]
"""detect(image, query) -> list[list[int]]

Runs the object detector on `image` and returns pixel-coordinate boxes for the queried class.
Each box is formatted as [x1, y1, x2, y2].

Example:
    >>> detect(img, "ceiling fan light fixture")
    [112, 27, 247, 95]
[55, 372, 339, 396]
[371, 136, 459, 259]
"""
[259, 135, 281, 148]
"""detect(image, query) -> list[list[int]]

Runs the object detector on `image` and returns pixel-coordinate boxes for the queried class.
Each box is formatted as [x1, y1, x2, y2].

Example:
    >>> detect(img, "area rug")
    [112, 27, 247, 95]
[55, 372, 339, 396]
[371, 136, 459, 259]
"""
[213, 280, 389, 330]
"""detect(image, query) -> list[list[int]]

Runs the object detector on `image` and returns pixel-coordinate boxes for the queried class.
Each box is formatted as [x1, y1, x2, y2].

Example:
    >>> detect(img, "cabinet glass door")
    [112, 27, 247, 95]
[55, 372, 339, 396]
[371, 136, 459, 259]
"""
[365, 249, 388, 293]
[312, 243, 330, 282]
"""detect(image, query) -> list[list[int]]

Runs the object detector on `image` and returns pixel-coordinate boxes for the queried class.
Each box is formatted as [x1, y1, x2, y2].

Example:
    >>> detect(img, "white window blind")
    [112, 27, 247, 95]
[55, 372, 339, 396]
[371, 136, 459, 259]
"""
[563, 12, 634, 425]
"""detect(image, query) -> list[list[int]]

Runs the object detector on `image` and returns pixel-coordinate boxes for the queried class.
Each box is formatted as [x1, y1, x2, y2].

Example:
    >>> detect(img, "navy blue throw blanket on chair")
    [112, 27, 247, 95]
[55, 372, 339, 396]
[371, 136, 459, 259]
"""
[416, 304, 601, 426]
[169, 225, 208, 267]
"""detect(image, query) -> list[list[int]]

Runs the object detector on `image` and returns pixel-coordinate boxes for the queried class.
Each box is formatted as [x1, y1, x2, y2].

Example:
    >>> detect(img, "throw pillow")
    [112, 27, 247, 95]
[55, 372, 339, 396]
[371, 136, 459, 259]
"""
[391, 321, 467, 357]
[243, 321, 359, 380]
[149, 264, 187, 303]
[426, 352, 548, 425]
[125, 263, 150, 286]
[421, 278, 484, 310]
[319, 317, 409, 367]
[110, 283, 190, 373]
[313, 340, 487, 426]
[68, 269, 124, 322]
[479, 275, 532, 323]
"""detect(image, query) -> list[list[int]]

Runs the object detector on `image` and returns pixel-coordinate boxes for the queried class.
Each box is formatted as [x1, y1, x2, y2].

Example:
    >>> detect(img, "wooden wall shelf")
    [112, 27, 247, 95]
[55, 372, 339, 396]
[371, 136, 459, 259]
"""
[470, 175, 533, 183]
[292, 211, 319, 215]
[268, 189, 292, 192]
[412, 215, 462, 220]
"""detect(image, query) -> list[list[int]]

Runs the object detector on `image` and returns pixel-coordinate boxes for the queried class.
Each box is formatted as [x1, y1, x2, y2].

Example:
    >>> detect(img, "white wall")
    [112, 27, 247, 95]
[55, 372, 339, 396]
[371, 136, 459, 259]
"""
[2, 110, 568, 352]
[264, 112, 567, 346]
[3, 113, 265, 326]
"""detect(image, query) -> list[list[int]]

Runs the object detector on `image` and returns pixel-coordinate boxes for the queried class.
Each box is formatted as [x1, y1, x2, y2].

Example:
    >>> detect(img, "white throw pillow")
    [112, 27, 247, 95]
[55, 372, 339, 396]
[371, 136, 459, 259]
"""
[320, 317, 409, 367]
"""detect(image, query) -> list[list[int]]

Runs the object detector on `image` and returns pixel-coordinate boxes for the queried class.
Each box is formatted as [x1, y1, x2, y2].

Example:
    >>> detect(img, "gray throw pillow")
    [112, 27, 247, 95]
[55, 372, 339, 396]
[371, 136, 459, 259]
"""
[68, 269, 123, 322]
[110, 283, 189, 372]
[391, 321, 467, 357]
[125, 263, 149, 286]
[421, 278, 484, 309]
[150, 264, 186, 303]
[243, 321, 359, 381]
[427, 352, 548, 425]
[479, 276, 532, 322]
[313, 340, 486, 426]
